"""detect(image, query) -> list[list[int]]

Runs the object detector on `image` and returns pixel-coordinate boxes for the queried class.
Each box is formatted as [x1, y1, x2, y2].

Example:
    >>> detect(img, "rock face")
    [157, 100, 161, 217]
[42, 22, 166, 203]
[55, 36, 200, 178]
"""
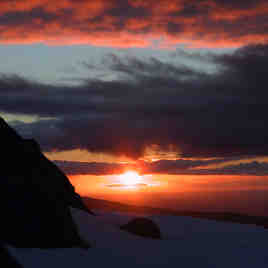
[0, 245, 23, 268]
[0, 117, 91, 248]
[120, 218, 162, 239]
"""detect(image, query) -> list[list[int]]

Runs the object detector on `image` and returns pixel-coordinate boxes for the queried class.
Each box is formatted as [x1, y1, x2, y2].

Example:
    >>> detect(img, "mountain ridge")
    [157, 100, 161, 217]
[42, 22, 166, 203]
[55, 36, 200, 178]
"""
[83, 197, 268, 229]
[0, 117, 91, 248]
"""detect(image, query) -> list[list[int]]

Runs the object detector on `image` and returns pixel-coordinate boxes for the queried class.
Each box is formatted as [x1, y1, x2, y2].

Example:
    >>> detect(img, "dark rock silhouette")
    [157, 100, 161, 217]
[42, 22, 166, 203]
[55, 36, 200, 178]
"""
[120, 217, 162, 239]
[0, 117, 92, 248]
[0, 245, 23, 268]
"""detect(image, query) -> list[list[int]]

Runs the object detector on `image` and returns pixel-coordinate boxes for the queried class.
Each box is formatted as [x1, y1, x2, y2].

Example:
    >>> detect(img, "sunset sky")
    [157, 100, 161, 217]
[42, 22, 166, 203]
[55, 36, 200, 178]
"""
[1, 0, 268, 215]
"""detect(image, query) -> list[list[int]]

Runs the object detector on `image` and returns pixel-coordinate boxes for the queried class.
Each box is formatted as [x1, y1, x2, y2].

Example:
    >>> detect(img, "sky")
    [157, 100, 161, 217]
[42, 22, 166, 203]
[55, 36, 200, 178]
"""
[1, 0, 268, 215]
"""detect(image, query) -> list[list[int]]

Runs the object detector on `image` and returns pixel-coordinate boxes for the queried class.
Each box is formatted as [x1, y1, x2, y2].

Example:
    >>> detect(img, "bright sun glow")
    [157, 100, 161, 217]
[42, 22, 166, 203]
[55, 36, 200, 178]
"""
[119, 171, 142, 186]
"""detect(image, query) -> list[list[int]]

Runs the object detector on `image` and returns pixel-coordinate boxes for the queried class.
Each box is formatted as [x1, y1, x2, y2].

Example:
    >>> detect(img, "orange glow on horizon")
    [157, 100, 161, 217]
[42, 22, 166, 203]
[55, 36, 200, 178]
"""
[69, 173, 268, 200]
[68, 174, 268, 216]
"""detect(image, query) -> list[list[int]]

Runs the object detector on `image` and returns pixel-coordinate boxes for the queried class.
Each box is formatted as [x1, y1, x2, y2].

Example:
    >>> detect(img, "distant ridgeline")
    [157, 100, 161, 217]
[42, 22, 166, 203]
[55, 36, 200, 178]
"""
[0, 117, 92, 249]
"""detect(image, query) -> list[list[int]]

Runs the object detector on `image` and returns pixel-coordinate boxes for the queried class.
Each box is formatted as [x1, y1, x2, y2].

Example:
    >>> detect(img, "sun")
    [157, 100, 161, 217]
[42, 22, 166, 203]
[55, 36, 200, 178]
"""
[119, 171, 142, 186]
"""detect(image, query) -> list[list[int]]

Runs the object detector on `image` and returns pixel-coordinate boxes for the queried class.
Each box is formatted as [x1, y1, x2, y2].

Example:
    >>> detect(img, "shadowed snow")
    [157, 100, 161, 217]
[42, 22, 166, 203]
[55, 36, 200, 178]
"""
[6, 208, 268, 268]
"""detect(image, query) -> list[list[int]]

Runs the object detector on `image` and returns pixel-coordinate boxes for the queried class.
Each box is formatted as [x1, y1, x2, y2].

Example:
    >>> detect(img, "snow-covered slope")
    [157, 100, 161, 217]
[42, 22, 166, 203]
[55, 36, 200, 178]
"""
[6, 208, 268, 267]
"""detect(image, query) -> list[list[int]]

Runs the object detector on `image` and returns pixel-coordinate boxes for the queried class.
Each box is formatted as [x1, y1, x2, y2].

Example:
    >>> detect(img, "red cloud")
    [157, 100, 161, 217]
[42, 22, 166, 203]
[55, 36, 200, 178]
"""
[0, 0, 268, 48]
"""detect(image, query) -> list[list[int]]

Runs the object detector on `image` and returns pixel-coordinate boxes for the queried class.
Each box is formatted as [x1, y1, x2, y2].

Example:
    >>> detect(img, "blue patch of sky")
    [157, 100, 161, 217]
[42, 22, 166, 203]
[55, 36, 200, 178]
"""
[0, 44, 235, 85]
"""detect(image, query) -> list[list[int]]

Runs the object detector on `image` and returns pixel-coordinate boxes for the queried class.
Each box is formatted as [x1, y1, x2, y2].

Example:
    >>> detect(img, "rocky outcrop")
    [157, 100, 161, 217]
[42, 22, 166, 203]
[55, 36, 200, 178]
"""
[0, 117, 91, 248]
[0, 245, 23, 268]
[120, 218, 162, 239]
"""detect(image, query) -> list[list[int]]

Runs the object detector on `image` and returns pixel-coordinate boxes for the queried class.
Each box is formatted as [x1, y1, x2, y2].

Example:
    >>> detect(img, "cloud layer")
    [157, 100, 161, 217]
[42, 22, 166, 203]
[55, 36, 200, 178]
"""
[1, 0, 268, 47]
[55, 160, 268, 176]
[1, 43, 268, 161]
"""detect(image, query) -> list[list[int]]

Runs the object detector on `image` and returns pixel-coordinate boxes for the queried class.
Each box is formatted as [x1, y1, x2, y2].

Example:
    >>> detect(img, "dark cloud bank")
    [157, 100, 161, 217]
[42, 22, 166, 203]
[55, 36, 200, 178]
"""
[1, 43, 268, 175]
[55, 159, 268, 176]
